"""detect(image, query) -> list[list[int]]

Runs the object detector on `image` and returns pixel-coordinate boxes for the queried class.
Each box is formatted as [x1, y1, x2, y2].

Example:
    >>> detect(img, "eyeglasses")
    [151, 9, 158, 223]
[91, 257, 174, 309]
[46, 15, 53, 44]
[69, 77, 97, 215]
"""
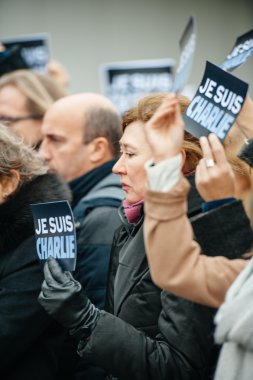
[0, 114, 43, 127]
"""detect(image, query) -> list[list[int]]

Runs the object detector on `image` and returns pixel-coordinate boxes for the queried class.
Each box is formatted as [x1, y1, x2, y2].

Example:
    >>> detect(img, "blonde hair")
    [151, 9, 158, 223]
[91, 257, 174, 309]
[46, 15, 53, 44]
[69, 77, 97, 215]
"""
[0, 69, 67, 117]
[0, 123, 47, 185]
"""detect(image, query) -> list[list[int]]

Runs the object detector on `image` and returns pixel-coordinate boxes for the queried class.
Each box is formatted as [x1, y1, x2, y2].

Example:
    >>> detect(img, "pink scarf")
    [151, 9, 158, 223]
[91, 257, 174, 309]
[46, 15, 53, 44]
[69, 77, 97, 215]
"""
[123, 199, 144, 225]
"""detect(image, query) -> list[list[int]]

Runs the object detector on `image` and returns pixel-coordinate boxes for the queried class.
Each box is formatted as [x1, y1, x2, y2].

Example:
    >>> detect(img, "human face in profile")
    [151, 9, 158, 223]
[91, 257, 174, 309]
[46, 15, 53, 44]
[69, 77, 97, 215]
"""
[39, 104, 93, 183]
[0, 85, 43, 148]
[113, 121, 152, 204]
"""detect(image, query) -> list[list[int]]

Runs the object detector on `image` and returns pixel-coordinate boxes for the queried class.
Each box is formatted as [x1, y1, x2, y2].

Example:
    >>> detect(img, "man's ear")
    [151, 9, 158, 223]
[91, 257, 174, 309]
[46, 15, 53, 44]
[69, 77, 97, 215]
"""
[90, 137, 112, 163]
[2, 169, 20, 196]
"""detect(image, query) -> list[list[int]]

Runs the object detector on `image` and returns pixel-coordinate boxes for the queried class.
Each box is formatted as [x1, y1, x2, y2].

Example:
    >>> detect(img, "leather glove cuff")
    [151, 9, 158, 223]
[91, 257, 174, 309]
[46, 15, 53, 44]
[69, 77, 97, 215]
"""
[69, 300, 101, 341]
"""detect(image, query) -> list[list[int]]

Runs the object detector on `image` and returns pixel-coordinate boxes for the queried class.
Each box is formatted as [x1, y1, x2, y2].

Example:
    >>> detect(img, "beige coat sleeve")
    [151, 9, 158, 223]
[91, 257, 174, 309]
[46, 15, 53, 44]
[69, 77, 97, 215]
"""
[144, 176, 247, 308]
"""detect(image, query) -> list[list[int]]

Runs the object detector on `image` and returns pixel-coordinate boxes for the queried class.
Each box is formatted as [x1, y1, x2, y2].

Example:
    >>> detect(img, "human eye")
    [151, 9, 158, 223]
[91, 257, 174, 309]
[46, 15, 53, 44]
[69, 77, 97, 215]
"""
[119, 148, 134, 158]
[49, 135, 64, 144]
[125, 152, 135, 158]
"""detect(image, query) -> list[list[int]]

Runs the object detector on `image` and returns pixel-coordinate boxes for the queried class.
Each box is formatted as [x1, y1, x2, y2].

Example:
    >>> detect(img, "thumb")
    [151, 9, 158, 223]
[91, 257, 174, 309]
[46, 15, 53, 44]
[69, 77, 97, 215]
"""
[44, 257, 70, 285]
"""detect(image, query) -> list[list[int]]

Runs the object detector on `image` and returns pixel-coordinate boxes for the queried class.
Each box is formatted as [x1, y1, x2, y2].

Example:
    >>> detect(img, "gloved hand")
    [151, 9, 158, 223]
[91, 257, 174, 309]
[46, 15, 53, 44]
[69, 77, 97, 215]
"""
[38, 256, 100, 340]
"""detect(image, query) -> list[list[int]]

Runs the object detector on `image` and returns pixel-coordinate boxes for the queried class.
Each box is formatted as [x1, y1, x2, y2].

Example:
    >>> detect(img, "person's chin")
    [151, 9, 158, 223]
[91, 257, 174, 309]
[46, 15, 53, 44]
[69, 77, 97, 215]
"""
[125, 196, 138, 204]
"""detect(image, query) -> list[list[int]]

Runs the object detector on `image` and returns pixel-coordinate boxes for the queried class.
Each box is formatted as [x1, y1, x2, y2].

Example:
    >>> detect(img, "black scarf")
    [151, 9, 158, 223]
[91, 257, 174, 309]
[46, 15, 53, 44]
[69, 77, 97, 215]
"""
[186, 173, 204, 217]
[69, 160, 117, 208]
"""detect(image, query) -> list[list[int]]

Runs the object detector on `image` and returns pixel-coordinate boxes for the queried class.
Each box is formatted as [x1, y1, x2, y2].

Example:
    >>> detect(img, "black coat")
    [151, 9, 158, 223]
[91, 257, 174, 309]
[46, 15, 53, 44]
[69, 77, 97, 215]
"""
[78, 181, 219, 380]
[0, 173, 71, 380]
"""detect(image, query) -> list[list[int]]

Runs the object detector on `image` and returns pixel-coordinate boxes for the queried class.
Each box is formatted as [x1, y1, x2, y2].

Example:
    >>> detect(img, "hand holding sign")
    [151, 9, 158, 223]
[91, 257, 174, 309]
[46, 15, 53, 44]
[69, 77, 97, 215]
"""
[195, 133, 235, 201]
[144, 94, 184, 163]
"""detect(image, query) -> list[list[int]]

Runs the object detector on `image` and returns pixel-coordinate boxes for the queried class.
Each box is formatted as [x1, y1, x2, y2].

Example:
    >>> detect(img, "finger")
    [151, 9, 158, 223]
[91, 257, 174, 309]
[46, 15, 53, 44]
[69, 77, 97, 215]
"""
[199, 136, 214, 162]
[162, 93, 177, 104]
[196, 158, 209, 182]
[208, 133, 228, 166]
[155, 95, 178, 116]
[64, 271, 76, 283]
[159, 98, 178, 115]
[174, 103, 185, 128]
[43, 260, 57, 288]
[147, 104, 177, 129]
[154, 99, 178, 118]
[195, 161, 201, 184]
[45, 256, 69, 285]
[40, 278, 54, 299]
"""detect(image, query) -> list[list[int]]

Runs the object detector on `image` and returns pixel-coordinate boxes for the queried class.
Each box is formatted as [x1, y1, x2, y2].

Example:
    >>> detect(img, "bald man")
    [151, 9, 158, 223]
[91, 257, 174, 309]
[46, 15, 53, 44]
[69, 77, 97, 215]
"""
[39, 93, 124, 379]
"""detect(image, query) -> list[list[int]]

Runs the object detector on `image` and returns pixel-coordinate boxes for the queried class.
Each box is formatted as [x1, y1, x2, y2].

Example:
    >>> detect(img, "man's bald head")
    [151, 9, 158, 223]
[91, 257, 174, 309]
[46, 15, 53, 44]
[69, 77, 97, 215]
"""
[39, 93, 122, 182]
[46, 93, 121, 156]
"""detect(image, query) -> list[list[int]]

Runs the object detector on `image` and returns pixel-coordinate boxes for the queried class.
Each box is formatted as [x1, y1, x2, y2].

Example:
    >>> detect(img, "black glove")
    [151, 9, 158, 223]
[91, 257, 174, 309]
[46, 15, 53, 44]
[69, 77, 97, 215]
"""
[38, 257, 100, 340]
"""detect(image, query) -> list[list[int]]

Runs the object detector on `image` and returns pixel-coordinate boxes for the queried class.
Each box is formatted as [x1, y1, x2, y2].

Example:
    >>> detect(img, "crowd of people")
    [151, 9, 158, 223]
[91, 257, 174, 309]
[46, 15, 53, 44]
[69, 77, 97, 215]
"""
[0, 38, 253, 380]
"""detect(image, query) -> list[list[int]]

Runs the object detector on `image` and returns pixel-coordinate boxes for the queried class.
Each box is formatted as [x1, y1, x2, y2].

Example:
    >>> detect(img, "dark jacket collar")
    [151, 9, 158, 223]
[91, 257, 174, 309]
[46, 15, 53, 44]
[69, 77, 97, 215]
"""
[0, 173, 71, 254]
[69, 160, 117, 208]
[186, 173, 204, 217]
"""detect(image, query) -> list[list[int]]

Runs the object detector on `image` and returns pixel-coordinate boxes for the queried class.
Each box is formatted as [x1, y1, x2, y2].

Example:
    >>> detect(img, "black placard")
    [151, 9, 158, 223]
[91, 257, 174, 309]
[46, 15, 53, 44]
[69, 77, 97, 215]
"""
[1, 33, 50, 72]
[173, 16, 196, 93]
[220, 29, 253, 72]
[183, 61, 248, 141]
[31, 200, 76, 271]
[0, 45, 29, 76]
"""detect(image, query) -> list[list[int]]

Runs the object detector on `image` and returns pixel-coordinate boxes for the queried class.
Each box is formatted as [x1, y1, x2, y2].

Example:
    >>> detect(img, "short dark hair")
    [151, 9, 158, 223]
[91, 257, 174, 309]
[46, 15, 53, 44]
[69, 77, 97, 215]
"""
[83, 105, 122, 158]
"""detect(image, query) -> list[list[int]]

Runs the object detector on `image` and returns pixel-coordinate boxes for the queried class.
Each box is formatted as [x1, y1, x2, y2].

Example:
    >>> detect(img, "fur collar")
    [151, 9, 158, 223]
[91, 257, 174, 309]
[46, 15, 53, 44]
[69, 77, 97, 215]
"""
[0, 173, 71, 254]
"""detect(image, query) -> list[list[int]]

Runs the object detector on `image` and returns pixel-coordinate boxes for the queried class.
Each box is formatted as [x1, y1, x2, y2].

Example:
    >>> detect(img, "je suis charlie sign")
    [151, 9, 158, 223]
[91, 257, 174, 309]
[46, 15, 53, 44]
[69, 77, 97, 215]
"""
[31, 200, 76, 271]
[1, 33, 50, 73]
[173, 16, 196, 93]
[183, 61, 248, 141]
[220, 28, 253, 72]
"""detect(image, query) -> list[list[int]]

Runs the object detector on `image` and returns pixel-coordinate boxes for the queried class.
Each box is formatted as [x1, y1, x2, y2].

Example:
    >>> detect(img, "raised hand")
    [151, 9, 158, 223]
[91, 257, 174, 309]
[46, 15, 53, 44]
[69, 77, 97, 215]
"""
[195, 133, 235, 201]
[144, 93, 185, 163]
[46, 60, 70, 88]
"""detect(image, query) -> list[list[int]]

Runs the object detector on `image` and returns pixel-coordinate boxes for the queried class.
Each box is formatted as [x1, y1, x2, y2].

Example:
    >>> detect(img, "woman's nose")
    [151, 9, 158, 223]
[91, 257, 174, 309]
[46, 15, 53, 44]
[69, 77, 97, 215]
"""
[112, 156, 126, 175]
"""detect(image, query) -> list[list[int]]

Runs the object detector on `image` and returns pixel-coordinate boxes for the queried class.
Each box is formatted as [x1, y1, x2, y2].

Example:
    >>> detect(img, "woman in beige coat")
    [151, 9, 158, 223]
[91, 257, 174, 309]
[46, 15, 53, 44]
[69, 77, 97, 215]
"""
[144, 93, 252, 308]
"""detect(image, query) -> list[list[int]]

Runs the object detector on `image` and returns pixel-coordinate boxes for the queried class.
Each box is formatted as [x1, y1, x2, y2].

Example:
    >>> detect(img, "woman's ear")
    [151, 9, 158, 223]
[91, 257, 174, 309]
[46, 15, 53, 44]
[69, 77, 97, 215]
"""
[2, 169, 20, 197]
